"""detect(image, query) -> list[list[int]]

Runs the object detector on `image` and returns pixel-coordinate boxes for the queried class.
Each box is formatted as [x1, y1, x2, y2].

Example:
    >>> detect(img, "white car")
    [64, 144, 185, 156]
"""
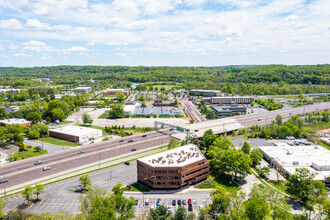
[43, 167, 51, 171]
[168, 206, 172, 211]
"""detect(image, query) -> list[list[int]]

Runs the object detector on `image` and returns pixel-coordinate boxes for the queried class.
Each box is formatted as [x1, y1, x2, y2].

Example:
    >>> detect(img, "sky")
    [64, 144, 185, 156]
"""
[0, 0, 329, 67]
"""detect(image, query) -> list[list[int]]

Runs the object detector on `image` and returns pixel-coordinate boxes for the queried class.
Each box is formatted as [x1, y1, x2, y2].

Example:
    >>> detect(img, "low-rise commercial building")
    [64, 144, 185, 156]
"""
[211, 104, 247, 118]
[74, 87, 92, 94]
[103, 89, 131, 97]
[137, 144, 209, 189]
[153, 99, 175, 107]
[258, 145, 330, 183]
[189, 89, 222, 97]
[209, 97, 252, 104]
[0, 118, 32, 127]
[49, 125, 102, 143]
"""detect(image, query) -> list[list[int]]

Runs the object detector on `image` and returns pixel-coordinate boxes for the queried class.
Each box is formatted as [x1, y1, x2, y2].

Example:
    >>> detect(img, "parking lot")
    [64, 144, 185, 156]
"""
[3, 160, 212, 216]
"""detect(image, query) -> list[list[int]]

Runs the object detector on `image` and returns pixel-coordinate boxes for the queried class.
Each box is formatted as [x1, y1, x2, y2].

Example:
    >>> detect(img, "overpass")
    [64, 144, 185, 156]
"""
[171, 102, 330, 140]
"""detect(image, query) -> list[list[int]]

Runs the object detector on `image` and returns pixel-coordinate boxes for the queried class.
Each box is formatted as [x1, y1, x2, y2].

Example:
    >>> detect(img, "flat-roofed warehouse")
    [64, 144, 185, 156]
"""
[49, 125, 102, 143]
[259, 145, 330, 183]
[137, 144, 209, 189]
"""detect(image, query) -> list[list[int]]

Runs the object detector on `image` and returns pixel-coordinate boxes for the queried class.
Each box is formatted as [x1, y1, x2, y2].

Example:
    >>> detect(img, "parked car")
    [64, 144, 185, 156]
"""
[172, 200, 176, 206]
[188, 199, 192, 206]
[34, 160, 42, 165]
[0, 179, 9, 184]
[43, 167, 51, 171]
[188, 205, 193, 211]
[118, 140, 124, 143]
[182, 200, 187, 205]
[170, 128, 174, 131]
[135, 199, 138, 206]
[178, 200, 182, 206]
[145, 199, 149, 206]
[78, 151, 84, 154]
[124, 162, 130, 165]
[131, 148, 136, 151]
[168, 205, 172, 211]
[128, 140, 134, 143]
[142, 134, 147, 138]
[156, 198, 161, 206]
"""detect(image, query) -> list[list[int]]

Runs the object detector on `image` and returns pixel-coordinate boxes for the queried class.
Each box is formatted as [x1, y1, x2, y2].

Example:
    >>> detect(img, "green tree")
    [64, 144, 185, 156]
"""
[0, 107, 8, 119]
[26, 111, 42, 124]
[208, 186, 231, 219]
[148, 205, 172, 220]
[258, 166, 270, 178]
[115, 92, 126, 102]
[217, 149, 252, 180]
[109, 104, 124, 119]
[245, 198, 272, 220]
[286, 168, 315, 202]
[202, 129, 217, 150]
[28, 130, 40, 139]
[31, 123, 49, 136]
[250, 148, 263, 167]
[34, 183, 45, 201]
[51, 108, 66, 122]
[35, 146, 42, 152]
[22, 186, 34, 204]
[174, 206, 188, 220]
[241, 141, 251, 154]
[79, 175, 92, 192]
[168, 137, 180, 150]
[6, 124, 27, 145]
[110, 184, 136, 219]
[6, 153, 19, 162]
[141, 102, 147, 108]
[0, 198, 5, 219]
[276, 114, 282, 125]
[82, 113, 93, 125]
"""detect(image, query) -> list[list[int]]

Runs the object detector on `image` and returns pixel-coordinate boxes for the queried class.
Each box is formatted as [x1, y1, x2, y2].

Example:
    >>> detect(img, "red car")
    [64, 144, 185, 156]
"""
[188, 199, 192, 205]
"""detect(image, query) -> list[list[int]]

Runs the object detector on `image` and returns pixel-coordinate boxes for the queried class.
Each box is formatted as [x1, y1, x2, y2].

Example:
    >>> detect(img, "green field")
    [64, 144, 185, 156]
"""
[196, 172, 240, 193]
[37, 137, 80, 147]
[268, 180, 287, 192]
[98, 110, 110, 119]
[16, 147, 48, 160]
[125, 183, 150, 192]
[60, 120, 73, 125]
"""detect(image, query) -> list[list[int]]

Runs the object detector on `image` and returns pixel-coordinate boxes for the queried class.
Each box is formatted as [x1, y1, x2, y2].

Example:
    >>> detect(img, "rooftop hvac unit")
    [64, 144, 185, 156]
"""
[293, 161, 299, 165]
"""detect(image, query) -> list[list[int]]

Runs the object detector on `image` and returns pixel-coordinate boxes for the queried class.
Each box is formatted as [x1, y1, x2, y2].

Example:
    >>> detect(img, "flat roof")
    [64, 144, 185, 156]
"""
[49, 125, 102, 136]
[259, 145, 330, 181]
[0, 118, 31, 125]
[190, 89, 221, 93]
[74, 87, 91, 90]
[138, 144, 205, 167]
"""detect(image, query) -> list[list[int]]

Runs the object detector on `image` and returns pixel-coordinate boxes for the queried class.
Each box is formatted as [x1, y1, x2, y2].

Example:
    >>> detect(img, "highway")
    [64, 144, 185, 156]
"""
[0, 102, 329, 191]
[183, 101, 206, 122]
[0, 130, 172, 190]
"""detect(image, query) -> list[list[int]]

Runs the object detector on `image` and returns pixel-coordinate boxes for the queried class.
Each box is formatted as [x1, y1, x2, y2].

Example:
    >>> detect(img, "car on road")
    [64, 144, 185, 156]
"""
[78, 151, 84, 154]
[142, 134, 147, 137]
[118, 140, 124, 143]
[194, 130, 199, 132]
[257, 119, 261, 121]
[178, 200, 182, 206]
[43, 167, 51, 171]
[182, 200, 187, 205]
[34, 160, 42, 165]
[124, 162, 130, 165]
[188, 205, 193, 211]
[0, 179, 9, 184]
[131, 148, 136, 151]
[135, 199, 138, 206]
[145, 199, 149, 206]
[90, 141, 94, 144]
[128, 140, 134, 143]
[170, 128, 174, 131]
[172, 200, 176, 206]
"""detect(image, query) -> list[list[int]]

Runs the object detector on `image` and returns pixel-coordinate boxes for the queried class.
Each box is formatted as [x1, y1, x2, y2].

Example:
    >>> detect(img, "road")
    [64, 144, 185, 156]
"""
[0, 130, 172, 191]
[183, 101, 206, 122]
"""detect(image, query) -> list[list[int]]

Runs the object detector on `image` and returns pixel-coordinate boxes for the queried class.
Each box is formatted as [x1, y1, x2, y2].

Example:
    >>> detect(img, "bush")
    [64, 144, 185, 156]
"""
[102, 136, 110, 141]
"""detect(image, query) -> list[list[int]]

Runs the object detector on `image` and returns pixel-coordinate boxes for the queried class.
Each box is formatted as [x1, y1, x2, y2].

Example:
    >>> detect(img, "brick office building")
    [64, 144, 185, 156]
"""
[137, 144, 209, 190]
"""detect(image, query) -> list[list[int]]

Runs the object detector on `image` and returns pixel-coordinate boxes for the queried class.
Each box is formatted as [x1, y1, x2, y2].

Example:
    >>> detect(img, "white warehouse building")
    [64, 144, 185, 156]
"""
[49, 125, 102, 143]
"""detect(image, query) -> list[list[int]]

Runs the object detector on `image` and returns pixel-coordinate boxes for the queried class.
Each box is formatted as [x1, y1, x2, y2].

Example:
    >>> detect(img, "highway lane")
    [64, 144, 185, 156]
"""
[1, 130, 173, 178]
[0, 135, 170, 189]
[183, 101, 205, 122]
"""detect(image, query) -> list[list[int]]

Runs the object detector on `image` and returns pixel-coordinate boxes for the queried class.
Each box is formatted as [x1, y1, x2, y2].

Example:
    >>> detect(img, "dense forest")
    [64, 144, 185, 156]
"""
[0, 65, 329, 95]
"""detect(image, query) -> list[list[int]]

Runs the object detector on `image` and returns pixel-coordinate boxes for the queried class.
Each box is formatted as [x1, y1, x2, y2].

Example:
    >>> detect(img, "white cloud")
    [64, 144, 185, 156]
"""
[26, 18, 51, 30]
[13, 53, 32, 57]
[125, 19, 156, 29]
[63, 46, 89, 52]
[114, 52, 127, 56]
[0, 44, 4, 50]
[0, 18, 22, 29]
[22, 40, 56, 52]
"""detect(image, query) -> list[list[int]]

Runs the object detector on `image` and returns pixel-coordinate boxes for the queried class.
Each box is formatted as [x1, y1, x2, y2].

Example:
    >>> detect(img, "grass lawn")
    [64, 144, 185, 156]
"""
[196, 171, 241, 193]
[98, 110, 110, 119]
[16, 147, 48, 160]
[268, 180, 287, 192]
[37, 137, 80, 147]
[303, 122, 330, 133]
[125, 183, 150, 192]
[76, 124, 107, 135]
[60, 120, 73, 125]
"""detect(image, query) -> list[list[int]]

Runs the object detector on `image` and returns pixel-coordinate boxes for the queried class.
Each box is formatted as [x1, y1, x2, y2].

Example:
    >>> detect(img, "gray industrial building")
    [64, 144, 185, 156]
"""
[211, 104, 247, 118]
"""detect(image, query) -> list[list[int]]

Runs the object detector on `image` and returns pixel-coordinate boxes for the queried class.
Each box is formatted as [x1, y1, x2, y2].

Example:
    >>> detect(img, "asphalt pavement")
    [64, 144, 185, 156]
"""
[24, 140, 66, 153]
